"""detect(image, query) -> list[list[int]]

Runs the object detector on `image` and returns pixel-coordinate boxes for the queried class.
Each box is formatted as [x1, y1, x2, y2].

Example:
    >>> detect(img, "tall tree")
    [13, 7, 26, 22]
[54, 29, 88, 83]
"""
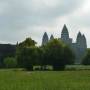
[43, 39, 75, 70]
[63, 46, 75, 65]
[82, 49, 90, 65]
[16, 37, 37, 70]
[18, 38, 36, 48]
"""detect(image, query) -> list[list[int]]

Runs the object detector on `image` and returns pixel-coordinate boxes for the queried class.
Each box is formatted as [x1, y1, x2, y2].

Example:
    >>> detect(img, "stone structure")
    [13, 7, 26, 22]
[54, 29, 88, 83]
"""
[42, 32, 49, 46]
[42, 24, 87, 64]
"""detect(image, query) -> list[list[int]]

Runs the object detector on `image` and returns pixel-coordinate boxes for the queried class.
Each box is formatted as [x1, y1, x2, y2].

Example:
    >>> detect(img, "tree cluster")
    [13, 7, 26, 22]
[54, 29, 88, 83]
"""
[16, 38, 75, 71]
[2, 37, 90, 70]
[0, 44, 16, 68]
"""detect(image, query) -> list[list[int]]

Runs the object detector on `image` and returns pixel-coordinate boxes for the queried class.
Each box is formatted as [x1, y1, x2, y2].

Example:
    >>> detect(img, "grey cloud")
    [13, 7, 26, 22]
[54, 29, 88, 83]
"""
[69, 14, 90, 28]
[0, 0, 85, 45]
[0, 0, 84, 27]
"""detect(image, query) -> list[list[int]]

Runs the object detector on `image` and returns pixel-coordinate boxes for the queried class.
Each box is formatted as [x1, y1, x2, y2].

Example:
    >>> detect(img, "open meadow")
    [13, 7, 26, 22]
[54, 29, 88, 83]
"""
[0, 69, 90, 90]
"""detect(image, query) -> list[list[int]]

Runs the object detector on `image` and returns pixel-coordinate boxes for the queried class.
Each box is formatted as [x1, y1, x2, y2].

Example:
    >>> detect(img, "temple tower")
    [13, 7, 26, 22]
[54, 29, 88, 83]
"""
[42, 32, 49, 45]
[41, 24, 87, 64]
[76, 32, 82, 47]
[50, 34, 54, 40]
[75, 32, 87, 64]
[61, 24, 72, 44]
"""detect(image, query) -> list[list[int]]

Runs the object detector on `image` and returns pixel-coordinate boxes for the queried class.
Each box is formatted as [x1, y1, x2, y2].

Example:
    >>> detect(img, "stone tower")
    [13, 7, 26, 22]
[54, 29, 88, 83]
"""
[61, 24, 69, 40]
[74, 32, 87, 64]
[61, 24, 72, 44]
[82, 34, 87, 49]
[50, 34, 54, 40]
[76, 32, 82, 47]
[42, 32, 49, 45]
[76, 32, 87, 50]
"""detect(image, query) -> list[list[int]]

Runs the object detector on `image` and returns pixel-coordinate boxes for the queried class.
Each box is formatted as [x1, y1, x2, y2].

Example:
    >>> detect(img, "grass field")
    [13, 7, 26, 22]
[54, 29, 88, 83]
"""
[0, 69, 90, 90]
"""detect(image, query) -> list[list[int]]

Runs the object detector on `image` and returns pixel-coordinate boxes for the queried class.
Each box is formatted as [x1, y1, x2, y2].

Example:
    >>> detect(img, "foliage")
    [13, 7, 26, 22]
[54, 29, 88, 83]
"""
[43, 39, 75, 70]
[18, 47, 39, 70]
[63, 45, 75, 65]
[4, 57, 17, 68]
[0, 44, 16, 68]
[16, 38, 37, 70]
[82, 49, 90, 65]
[16, 37, 75, 71]
[18, 38, 36, 48]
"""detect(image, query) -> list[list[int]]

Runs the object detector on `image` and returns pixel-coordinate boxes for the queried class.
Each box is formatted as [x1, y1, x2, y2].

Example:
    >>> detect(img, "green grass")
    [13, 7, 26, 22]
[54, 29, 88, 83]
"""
[0, 69, 90, 90]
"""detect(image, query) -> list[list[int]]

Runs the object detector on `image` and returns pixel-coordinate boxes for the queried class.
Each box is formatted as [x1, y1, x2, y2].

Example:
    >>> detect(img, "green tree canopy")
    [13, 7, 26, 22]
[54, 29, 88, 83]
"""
[43, 39, 75, 70]
[18, 38, 36, 48]
[18, 47, 39, 70]
[16, 37, 75, 71]
[4, 57, 17, 68]
[82, 49, 90, 65]
[63, 45, 75, 65]
[16, 38, 37, 70]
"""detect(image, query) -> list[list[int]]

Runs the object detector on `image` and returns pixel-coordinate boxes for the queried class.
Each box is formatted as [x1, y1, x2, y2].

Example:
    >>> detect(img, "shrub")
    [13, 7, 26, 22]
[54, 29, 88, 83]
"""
[4, 57, 17, 68]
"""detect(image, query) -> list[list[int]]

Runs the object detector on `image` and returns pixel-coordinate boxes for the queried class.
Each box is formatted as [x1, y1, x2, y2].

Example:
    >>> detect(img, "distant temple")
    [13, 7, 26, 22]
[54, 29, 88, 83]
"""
[42, 24, 87, 64]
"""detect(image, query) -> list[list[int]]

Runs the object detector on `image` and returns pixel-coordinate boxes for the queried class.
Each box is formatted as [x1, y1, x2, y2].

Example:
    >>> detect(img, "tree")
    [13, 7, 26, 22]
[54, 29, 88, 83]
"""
[4, 57, 17, 68]
[16, 37, 37, 70]
[18, 38, 36, 48]
[43, 39, 64, 70]
[37, 46, 47, 70]
[0, 44, 16, 68]
[18, 47, 39, 71]
[36, 47, 44, 65]
[63, 45, 75, 65]
[82, 49, 90, 65]
[43, 39, 75, 70]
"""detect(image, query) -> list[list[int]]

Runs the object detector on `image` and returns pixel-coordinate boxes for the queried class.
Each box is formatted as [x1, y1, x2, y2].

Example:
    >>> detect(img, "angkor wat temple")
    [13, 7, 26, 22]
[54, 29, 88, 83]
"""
[42, 25, 87, 64]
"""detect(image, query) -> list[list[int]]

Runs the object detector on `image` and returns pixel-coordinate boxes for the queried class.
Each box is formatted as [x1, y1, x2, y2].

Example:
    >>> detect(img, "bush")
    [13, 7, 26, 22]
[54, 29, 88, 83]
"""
[4, 57, 17, 68]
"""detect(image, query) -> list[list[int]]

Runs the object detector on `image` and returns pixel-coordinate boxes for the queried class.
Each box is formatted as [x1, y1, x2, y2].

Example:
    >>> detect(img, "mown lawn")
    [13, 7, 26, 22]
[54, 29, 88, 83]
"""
[0, 69, 90, 90]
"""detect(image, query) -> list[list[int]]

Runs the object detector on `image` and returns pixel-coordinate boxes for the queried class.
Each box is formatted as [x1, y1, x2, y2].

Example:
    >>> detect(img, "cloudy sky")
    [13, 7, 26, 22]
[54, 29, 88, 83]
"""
[0, 0, 90, 47]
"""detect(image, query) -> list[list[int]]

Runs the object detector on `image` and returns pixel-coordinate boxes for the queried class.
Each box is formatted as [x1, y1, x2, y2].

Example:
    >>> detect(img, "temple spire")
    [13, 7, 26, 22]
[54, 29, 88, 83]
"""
[61, 24, 69, 40]
[50, 34, 54, 40]
[42, 32, 49, 45]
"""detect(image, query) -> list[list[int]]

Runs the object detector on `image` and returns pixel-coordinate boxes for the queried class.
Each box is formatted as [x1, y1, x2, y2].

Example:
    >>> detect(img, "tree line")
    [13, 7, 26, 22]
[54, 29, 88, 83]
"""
[2, 37, 90, 71]
[15, 38, 75, 70]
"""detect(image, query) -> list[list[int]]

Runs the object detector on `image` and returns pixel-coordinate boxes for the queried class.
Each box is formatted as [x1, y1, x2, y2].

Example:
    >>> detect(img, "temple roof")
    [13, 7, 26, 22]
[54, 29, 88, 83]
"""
[77, 32, 82, 37]
[61, 24, 69, 34]
[50, 34, 54, 40]
[43, 32, 48, 38]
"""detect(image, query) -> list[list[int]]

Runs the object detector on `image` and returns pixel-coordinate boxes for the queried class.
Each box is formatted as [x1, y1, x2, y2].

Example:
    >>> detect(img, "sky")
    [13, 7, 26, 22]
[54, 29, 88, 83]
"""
[0, 0, 90, 47]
